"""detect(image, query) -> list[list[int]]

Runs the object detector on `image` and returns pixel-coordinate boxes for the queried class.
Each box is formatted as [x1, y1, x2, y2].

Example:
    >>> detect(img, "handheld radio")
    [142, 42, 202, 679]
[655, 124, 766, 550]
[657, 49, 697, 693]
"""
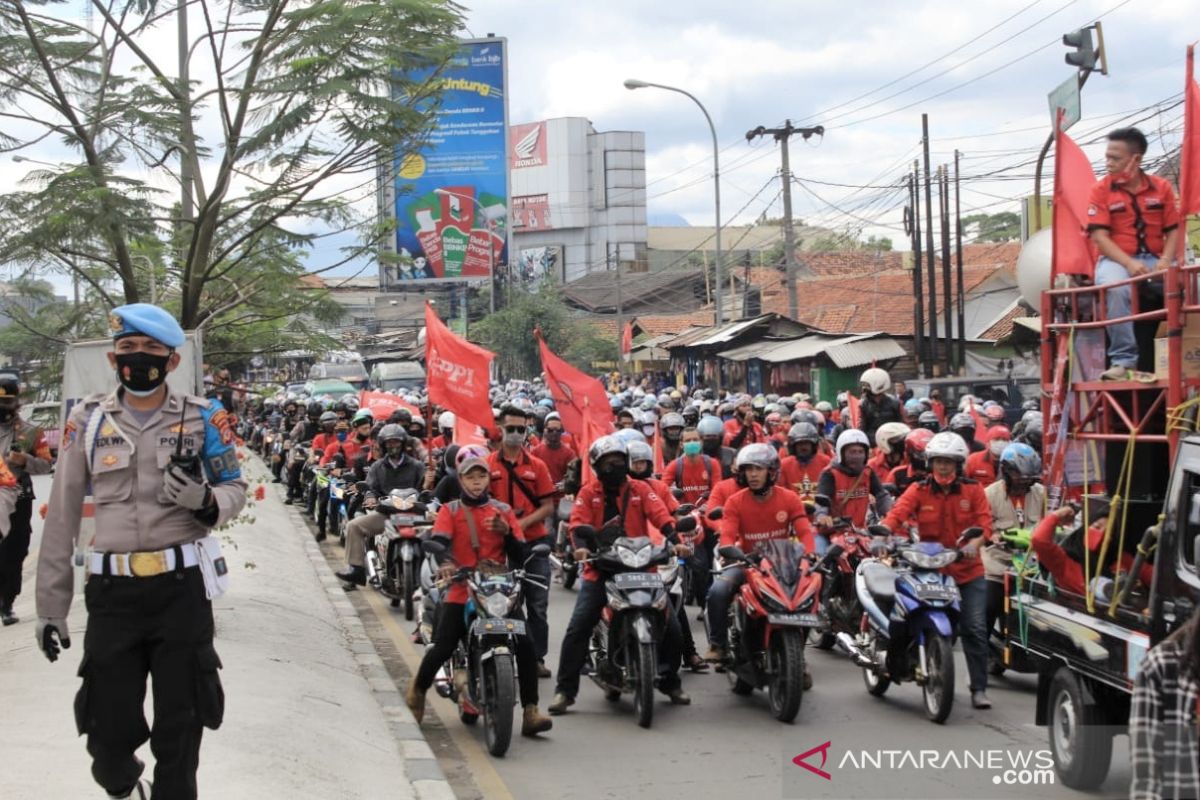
[171, 404, 203, 480]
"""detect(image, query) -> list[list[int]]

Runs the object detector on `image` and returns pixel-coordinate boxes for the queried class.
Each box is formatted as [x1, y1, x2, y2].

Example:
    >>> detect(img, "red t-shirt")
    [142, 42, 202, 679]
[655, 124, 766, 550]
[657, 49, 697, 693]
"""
[664, 454, 721, 505]
[320, 437, 364, 466]
[431, 499, 525, 604]
[706, 476, 741, 528]
[779, 452, 831, 500]
[1086, 173, 1180, 258]
[719, 485, 814, 554]
[723, 417, 765, 447]
[568, 478, 673, 582]
[530, 441, 578, 486]
[488, 450, 555, 541]
[881, 479, 992, 585]
[964, 450, 998, 485]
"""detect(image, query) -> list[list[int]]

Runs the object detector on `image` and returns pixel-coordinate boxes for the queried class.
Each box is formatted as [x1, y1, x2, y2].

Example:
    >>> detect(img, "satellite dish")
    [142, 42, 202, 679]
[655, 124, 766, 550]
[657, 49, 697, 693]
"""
[1016, 228, 1053, 309]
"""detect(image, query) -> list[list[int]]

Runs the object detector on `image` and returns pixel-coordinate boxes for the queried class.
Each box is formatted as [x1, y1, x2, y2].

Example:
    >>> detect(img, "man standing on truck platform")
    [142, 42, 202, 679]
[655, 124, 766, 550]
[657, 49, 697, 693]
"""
[1087, 127, 1180, 382]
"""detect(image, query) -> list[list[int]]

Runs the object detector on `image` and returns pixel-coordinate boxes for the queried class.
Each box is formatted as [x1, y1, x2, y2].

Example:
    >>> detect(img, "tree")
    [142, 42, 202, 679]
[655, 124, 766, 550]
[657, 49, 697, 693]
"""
[0, 0, 462, 352]
[961, 212, 1021, 243]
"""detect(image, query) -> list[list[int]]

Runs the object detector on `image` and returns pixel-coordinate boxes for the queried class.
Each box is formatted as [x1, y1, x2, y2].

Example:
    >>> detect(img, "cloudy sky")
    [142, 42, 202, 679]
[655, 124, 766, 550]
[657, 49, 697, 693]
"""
[461, 0, 1193, 243]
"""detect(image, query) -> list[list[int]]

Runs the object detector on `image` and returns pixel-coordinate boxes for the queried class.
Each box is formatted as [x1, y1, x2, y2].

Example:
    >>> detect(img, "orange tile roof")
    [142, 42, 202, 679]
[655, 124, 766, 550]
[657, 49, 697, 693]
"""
[978, 304, 1028, 341]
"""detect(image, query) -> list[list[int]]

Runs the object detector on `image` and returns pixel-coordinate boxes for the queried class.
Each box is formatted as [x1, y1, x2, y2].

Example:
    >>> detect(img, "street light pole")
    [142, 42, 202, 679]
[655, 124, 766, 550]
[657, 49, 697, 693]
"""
[433, 188, 500, 315]
[624, 79, 723, 325]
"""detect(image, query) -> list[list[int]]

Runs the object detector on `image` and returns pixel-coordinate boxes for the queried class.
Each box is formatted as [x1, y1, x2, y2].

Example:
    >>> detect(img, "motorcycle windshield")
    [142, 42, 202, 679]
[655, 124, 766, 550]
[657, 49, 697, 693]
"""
[760, 539, 804, 588]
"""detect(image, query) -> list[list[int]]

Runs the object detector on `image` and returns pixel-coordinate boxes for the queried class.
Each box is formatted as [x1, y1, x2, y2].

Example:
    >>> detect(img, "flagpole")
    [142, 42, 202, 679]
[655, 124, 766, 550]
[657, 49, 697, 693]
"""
[1169, 44, 1195, 439]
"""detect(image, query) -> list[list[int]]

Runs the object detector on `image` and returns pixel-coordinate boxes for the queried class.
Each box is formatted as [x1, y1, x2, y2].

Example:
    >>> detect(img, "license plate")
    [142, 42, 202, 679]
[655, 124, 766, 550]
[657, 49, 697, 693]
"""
[767, 613, 821, 627]
[613, 572, 663, 589]
[392, 514, 418, 526]
[474, 618, 526, 636]
[914, 584, 960, 601]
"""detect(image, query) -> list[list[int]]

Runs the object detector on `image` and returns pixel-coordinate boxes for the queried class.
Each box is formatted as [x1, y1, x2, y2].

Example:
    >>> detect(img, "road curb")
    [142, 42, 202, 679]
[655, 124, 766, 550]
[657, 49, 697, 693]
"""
[278, 487, 455, 800]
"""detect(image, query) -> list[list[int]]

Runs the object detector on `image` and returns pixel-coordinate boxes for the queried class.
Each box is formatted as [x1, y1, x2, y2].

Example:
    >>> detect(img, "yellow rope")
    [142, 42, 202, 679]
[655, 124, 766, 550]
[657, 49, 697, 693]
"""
[1167, 394, 1200, 435]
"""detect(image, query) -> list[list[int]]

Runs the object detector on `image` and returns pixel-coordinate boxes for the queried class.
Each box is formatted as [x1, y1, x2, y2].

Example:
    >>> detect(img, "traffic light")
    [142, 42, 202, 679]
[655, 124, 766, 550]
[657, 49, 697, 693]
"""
[1063, 27, 1097, 71]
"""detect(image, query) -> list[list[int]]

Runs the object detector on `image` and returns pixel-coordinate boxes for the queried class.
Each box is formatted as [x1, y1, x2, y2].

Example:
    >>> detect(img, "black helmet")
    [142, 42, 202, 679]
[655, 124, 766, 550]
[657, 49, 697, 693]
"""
[378, 424, 408, 446]
[306, 400, 323, 419]
[917, 410, 941, 432]
[787, 422, 821, 444]
[319, 410, 337, 426]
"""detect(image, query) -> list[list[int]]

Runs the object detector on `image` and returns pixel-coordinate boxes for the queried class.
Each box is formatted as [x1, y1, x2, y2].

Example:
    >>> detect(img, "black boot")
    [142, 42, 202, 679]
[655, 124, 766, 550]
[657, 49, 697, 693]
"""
[336, 565, 366, 587]
[1, 601, 16, 626]
[315, 528, 327, 543]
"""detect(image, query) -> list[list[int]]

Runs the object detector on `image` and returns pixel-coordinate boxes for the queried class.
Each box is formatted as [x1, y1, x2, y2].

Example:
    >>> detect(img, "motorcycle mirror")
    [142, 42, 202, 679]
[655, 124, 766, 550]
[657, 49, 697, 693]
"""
[676, 503, 695, 516]
[707, 506, 724, 521]
[418, 490, 434, 504]
[868, 525, 892, 539]
[718, 545, 745, 562]
[421, 539, 446, 557]
[959, 526, 983, 545]
[881, 482, 898, 496]
[529, 543, 552, 558]
[820, 543, 845, 566]
[573, 525, 597, 550]
[671, 487, 685, 500]
[355, 481, 369, 492]
[675, 515, 697, 533]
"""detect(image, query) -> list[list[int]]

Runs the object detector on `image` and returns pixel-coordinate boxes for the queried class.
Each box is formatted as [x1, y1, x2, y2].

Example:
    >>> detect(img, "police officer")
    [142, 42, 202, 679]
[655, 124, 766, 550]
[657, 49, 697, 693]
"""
[36, 304, 247, 800]
[0, 370, 54, 625]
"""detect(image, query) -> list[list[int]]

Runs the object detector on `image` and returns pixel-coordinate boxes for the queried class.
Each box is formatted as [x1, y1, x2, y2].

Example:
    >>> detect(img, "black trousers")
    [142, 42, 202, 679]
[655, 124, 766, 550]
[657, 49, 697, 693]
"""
[0, 494, 34, 604]
[315, 485, 330, 532]
[77, 566, 224, 800]
[523, 535, 551, 660]
[415, 601, 539, 706]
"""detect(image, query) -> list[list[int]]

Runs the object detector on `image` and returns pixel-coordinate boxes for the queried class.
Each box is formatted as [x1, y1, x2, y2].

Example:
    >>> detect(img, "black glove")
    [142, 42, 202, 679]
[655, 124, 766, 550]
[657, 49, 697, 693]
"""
[36, 618, 70, 663]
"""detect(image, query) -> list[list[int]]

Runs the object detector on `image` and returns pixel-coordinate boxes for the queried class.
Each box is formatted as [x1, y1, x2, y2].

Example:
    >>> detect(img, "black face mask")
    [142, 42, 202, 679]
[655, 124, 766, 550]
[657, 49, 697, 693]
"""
[114, 351, 171, 396]
[597, 462, 628, 488]
[663, 429, 682, 443]
[702, 439, 722, 457]
[0, 406, 15, 424]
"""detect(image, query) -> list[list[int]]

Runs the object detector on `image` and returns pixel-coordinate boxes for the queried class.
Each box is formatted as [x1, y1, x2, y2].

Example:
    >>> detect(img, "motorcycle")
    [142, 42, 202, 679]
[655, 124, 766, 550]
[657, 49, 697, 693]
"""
[326, 472, 356, 548]
[365, 487, 432, 619]
[575, 517, 696, 729]
[809, 507, 873, 651]
[302, 451, 326, 516]
[717, 539, 839, 723]
[551, 494, 578, 589]
[422, 539, 552, 757]
[836, 527, 978, 724]
[986, 526, 1038, 677]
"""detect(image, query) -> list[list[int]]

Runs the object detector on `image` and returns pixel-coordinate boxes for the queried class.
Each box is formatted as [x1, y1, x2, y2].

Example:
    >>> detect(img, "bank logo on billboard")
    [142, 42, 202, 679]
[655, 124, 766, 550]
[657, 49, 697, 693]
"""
[385, 38, 509, 287]
[511, 122, 547, 169]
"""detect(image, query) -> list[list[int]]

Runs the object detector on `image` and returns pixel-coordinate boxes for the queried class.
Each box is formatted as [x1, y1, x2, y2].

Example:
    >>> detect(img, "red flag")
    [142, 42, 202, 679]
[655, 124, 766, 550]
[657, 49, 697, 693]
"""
[1051, 109, 1098, 279]
[969, 402, 988, 443]
[579, 409, 607, 487]
[621, 322, 633, 359]
[847, 393, 861, 430]
[652, 422, 665, 477]
[358, 390, 418, 421]
[1181, 46, 1200, 217]
[453, 416, 488, 448]
[536, 329, 614, 442]
[424, 301, 496, 435]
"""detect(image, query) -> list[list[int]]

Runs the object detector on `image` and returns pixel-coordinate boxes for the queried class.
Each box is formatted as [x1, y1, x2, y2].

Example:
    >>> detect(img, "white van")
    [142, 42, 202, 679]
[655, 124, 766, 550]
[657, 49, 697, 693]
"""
[370, 361, 425, 392]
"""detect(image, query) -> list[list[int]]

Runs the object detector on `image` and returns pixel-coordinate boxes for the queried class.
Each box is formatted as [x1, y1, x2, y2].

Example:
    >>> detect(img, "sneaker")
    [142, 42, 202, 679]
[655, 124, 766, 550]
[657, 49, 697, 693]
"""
[521, 705, 553, 736]
[547, 692, 574, 715]
[108, 778, 151, 799]
[335, 565, 366, 586]
[1, 603, 17, 626]
[703, 645, 726, 662]
[664, 687, 691, 705]
[1100, 365, 1155, 383]
[405, 681, 426, 724]
[971, 690, 992, 709]
[536, 661, 552, 679]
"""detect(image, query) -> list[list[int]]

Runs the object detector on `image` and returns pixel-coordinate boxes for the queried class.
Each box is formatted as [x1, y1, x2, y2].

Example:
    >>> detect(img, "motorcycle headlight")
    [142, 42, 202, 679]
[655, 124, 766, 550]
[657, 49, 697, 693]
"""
[760, 589, 790, 613]
[617, 543, 652, 568]
[900, 547, 958, 570]
[483, 593, 510, 618]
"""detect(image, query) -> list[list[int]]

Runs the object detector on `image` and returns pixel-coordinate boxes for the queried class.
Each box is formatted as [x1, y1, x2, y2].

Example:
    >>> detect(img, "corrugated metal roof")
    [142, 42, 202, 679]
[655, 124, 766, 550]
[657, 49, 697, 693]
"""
[661, 325, 718, 348]
[691, 314, 772, 347]
[824, 337, 906, 368]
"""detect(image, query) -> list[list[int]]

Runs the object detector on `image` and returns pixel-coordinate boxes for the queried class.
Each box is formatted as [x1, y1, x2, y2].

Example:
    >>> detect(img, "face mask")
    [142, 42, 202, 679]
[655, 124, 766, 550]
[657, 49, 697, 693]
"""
[356, 431, 369, 442]
[663, 429, 681, 442]
[932, 471, 957, 487]
[989, 440, 1009, 458]
[336, 431, 347, 442]
[503, 432, 525, 449]
[386, 446, 404, 461]
[597, 461, 628, 488]
[641, 425, 656, 437]
[702, 439, 721, 456]
[115, 351, 171, 397]
[682, 441, 702, 457]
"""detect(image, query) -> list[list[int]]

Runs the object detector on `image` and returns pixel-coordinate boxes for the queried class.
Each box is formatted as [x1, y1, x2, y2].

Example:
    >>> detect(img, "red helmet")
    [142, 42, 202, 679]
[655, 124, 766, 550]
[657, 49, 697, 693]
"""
[986, 425, 1012, 442]
[904, 428, 936, 463]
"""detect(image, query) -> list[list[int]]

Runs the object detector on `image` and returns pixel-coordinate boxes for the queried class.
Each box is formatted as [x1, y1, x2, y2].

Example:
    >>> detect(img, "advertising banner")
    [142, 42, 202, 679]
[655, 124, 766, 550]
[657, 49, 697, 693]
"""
[514, 245, 562, 288]
[512, 193, 553, 231]
[386, 38, 509, 287]
[510, 121, 548, 169]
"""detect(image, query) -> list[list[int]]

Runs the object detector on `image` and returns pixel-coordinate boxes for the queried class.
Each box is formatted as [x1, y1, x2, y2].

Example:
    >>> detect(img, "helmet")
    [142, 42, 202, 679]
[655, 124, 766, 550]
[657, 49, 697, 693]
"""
[815, 401, 833, 415]
[661, 412, 685, 430]
[1021, 399, 1040, 412]
[780, 396, 797, 410]
[949, 412, 976, 436]
[835, 429, 870, 463]
[588, 435, 627, 467]
[765, 411, 784, 428]
[409, 415, 427, 432]
[640, 409, 658, 425]
[378, 424, 407, 445]
[984, 405, 1006, 423]
[681, 405, 700, 425]
[917, 410, 941, 432]
[874, 422, 911, 454]
[670, 389, 683, 401]
[352, 409, 373, 426]
[319, 410, 337, 425]
[696, 415, 724, 438]
[904, 428, 936, 464]
[999, 442, 1042, 481]
[456, 444, 491, 475]
[538, 397, 555, 409]
[626, 440, 654, 465]
[787, 422, 821, 444]
[332, 401, 348, 416]
[903, 398, 923, 418]
[1021, 416, 1044, 452]
[734, 443, 780, 480]
[926, 431, 970, 463]
[306, 400, 323, 419]
[613, 428, 648, 446]
[610, 396, 624, 411]
[859, 367, 891, 395]
[986, 425, 1012, 442]
[751, 395, 767, 411]
[639, 396, 657, 411]
[836, 392, 849, 409]
[437, 410, 456, 430]
[958, 394, 978, 412]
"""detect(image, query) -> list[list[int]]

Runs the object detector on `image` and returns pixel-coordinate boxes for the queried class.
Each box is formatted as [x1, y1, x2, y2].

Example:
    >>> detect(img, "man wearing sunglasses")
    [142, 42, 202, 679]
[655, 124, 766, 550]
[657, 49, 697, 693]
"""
[488, 405, 556, 676]
[1087, 126, 1180, 382]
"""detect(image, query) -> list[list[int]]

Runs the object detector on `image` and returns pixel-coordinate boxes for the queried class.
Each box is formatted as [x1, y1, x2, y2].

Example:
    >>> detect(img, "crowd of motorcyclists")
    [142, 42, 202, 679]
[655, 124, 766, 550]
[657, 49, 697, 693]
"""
[237, 361, 1142, 745]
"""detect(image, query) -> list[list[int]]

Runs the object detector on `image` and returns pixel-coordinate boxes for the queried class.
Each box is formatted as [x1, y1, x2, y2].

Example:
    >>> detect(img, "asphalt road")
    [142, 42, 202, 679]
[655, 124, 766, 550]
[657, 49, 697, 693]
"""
[315, 517, 1135, 800]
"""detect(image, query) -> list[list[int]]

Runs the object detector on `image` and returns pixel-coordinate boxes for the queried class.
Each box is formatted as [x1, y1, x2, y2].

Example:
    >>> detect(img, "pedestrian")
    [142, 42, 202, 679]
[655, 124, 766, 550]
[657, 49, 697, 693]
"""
[0, 371, 54, 625]
[35, 303, 247, 799]
[1087, 126, 1180, 381]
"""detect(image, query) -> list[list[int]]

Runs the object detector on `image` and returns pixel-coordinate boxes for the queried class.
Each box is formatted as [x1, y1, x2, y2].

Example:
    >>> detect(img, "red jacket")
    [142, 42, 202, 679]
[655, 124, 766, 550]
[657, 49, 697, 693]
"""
[779, 452, 831, 500]
[964, 450, 998, 485]
[569, 478, 673, 581]
[664, 454, 720, 505]
[881, 478, 992, 585]
[487, 450, 555, 541]
[431, 498, 525, 604]
[320, 437, 365, 466]
[311, 431, 340, 458]
[867, 450, 904, 477]
[1030, 514, 1153, 595]
[719, 485, 814, 554]
[723, 417, 765, 448]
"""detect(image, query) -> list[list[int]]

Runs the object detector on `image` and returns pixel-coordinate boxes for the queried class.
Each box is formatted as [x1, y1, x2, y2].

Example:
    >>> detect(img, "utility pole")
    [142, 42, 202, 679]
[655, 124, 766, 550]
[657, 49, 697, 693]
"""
[938, 165, 953, 375]
[922, 115, 939, 374]
[954, 150, 966, 375]
[746, 121, 824, 320]
[906, 168, 926, 377]
[178, 0, 193, 226]
[614, 253, 624, 370]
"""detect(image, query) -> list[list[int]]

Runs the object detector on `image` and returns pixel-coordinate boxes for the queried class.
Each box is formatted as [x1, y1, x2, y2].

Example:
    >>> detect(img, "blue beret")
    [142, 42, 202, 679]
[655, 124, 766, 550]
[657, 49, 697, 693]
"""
[109, 303, 185, 348]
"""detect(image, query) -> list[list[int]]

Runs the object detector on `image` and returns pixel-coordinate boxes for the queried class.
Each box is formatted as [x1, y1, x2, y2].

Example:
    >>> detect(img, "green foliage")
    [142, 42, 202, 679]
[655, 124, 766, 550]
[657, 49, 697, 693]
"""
[470, 286, 616, 379]
[962, 212, 1021, 243]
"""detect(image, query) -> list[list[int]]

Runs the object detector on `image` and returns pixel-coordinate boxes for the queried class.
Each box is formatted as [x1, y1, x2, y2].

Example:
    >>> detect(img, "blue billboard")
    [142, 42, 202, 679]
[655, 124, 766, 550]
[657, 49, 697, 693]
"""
[387, 38, 509, 286]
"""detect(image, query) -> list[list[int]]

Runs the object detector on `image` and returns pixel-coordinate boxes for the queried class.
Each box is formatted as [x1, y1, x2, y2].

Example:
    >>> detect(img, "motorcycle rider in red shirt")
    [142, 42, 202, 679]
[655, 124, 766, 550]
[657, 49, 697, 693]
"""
[814, 429, 893, 551]
[964, 425, 1011, 486]
[879, 431, 994, 709]
[723, 397, 765, 448]
[867, 422, 910, 477]
[405, 446, 553, 737]
[704, 444, 814, 682]
[548, 436, 692, 714]
[779, 422, 831, 501]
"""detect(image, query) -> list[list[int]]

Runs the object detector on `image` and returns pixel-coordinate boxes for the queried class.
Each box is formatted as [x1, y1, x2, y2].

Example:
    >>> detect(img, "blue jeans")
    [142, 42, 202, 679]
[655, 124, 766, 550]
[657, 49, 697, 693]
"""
[1094, 253, 1158, 368]
[958, 577, 989, 693]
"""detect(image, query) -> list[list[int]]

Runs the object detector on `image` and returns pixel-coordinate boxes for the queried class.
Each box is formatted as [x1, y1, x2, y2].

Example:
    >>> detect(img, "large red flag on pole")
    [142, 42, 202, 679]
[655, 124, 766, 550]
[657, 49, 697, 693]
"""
[1051, 109, 1098, 279]
[846, 393, 861, 430]
[536, 329, 614, 442]
[424, 301, 496, 435]
[621, 322, 633, 361]
[1181, 46, 1200, 221]
[578, 409, 607, 487]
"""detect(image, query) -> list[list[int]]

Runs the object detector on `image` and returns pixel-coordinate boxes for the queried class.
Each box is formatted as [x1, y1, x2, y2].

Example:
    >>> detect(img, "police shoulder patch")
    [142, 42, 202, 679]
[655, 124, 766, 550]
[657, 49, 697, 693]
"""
[209, 408, 235, 446]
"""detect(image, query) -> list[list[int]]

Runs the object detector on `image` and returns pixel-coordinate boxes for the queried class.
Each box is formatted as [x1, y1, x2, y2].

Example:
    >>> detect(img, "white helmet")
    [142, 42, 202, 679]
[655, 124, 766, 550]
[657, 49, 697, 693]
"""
[859, 367, 891, 395]
[835, 429, 871, 463]
[926, 431, 969, 463]
[875, 422, 912, 454]
[437, 410, 455, 429]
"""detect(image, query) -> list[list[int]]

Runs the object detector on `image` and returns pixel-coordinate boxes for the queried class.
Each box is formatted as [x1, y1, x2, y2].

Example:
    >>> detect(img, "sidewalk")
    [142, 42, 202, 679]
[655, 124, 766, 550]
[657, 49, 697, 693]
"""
[0, 458, 453, 800]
